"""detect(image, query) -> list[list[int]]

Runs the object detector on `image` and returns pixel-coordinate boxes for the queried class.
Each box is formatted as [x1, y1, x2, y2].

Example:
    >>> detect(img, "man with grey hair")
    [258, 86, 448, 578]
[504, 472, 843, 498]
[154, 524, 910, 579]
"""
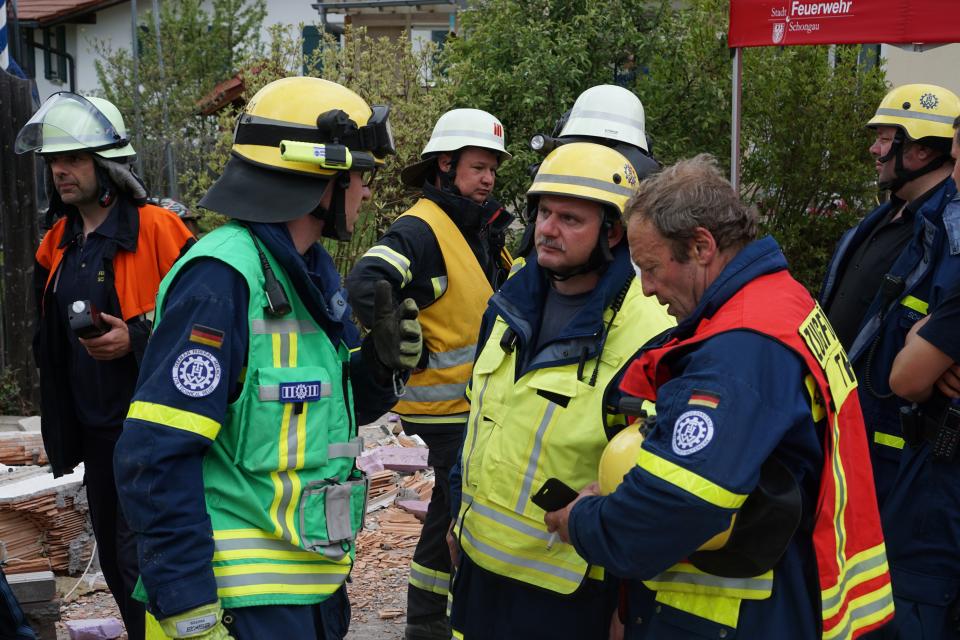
[546, 155, 892, 638]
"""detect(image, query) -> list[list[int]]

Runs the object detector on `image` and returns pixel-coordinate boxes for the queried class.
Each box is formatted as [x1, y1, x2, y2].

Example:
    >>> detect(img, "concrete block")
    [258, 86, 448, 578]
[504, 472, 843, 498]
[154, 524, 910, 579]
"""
[7, 570, 55, 603]
[397, 499, 429, 521]
[21, 598, 59, 640]
[66, 618, 124, 639]
[378, 446, 429, 472]
[18, 416, 41, 432]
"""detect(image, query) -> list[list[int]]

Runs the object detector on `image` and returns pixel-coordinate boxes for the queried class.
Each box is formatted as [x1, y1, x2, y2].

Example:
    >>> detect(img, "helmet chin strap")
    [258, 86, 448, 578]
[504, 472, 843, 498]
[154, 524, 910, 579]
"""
[316, 172, 353, 241]
[437, 151, 462, 196]
[877, 131, 950, 193]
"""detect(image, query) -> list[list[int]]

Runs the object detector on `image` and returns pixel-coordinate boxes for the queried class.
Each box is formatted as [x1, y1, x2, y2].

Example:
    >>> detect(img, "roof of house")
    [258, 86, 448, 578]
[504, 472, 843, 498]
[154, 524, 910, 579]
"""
[13, 0, 129, 27]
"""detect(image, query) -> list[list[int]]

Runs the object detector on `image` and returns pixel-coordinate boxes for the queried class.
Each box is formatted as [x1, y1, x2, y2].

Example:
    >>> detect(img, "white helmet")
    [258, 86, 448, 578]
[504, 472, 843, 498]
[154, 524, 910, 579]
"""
[559, 85, 648, 152]
[16, 92, 136, 159]
[401, 108, 511, 187]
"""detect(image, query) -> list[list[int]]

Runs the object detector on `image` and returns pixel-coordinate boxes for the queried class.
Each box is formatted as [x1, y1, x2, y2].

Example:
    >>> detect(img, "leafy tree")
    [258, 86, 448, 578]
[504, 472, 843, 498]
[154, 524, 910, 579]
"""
[93, 0, 267, 199]
[441, 0, 666, 214]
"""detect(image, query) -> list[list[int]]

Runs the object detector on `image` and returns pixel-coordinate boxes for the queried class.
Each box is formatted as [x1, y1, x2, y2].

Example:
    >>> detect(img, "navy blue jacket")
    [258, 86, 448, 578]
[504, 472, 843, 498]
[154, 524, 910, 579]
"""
[870, 193, 960, 632]
[114, 223, 396, 618]
[820, 178, 960, 506]
[569, 238, 825, 639]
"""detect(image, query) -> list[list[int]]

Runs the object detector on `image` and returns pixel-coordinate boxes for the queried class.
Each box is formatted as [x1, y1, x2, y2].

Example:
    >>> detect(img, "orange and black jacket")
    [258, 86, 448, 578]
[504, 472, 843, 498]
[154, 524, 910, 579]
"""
[33, 199, 194, 476]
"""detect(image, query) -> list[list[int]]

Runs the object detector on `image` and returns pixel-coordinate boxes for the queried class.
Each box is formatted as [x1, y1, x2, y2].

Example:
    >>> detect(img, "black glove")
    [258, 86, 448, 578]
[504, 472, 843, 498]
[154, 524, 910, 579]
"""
[362, 280, 422, 382]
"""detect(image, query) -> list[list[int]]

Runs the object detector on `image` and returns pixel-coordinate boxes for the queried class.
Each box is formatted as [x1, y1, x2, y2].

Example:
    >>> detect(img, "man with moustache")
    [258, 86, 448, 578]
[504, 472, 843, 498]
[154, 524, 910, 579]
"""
[447, 142, 673, 639]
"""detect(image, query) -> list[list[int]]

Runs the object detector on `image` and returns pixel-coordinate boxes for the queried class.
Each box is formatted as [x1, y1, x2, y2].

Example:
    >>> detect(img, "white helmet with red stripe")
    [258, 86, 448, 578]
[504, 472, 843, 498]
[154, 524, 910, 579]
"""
[401, 108, 511, 187]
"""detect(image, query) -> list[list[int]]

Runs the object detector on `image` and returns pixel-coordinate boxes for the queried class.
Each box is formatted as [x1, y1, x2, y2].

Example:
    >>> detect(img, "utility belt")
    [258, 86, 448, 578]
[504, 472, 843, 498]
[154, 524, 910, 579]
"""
[900, 395, 960, 461]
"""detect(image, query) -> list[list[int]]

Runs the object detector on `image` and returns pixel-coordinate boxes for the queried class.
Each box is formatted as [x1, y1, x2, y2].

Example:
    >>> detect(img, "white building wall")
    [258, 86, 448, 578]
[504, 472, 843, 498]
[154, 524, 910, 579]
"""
[881, 43, 960, 98]
[28, 0, 338, 100]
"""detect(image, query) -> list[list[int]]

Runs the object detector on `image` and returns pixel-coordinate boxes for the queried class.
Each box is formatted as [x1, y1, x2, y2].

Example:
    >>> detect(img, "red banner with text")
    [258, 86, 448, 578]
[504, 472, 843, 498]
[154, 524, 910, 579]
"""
[729, 0, 960, 48]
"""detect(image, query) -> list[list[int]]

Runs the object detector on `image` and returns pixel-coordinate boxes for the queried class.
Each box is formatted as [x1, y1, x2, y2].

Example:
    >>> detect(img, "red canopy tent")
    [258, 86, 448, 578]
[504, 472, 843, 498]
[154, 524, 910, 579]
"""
[727, 0, 960, 187]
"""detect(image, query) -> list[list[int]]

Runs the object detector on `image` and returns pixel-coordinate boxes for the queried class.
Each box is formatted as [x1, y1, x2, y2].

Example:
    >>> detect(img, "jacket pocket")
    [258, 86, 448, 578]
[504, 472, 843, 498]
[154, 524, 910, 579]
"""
[299, 477, 368, 554]
[233, 366, 342, 473]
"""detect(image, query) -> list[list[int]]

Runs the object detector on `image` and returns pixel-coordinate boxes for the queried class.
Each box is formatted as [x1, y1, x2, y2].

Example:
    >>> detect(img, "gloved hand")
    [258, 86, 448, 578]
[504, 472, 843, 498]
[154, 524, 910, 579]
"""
[368, 279, 422, 372]
[159, 602, 234, 639]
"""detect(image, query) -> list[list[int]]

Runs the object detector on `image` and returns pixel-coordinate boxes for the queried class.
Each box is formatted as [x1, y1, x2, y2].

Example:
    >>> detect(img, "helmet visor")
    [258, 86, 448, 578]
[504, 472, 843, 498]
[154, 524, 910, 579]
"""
[15, 92, 128, 155]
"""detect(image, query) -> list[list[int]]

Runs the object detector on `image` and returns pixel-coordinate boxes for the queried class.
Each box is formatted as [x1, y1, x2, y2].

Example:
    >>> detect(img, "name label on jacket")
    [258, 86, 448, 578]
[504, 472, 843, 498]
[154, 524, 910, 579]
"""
[799, 304, 857, 405]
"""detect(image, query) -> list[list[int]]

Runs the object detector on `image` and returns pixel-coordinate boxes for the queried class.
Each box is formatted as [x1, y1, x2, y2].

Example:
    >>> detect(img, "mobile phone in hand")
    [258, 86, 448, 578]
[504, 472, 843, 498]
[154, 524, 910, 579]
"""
[531, 478, 579, 512]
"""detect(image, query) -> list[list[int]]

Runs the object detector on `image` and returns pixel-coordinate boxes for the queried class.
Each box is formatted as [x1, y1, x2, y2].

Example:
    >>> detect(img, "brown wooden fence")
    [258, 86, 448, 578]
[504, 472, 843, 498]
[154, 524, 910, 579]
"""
[0, 70, 40, 409]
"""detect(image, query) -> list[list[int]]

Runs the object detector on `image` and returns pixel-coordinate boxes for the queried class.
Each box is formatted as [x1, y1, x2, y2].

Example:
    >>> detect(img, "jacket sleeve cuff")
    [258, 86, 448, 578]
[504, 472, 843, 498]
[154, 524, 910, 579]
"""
[148, 569, 219, 620]
[127, 317, 152, 364]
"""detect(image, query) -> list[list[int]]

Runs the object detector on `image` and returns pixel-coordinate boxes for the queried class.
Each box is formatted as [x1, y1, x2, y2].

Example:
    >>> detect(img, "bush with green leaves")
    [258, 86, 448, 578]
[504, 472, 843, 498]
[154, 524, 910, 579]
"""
[441, 0, 665, 215]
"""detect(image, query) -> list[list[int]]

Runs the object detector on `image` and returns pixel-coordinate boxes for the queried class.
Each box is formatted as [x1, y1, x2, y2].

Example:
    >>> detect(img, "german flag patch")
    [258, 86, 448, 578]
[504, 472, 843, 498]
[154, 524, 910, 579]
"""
[688, 389, 720, 409]
[189, 324, 224, 349]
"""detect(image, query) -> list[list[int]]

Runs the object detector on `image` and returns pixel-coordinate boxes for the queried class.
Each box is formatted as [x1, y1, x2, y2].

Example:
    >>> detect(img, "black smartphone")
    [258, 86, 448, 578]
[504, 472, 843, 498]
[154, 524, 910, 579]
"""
[531, 478, 579, 512]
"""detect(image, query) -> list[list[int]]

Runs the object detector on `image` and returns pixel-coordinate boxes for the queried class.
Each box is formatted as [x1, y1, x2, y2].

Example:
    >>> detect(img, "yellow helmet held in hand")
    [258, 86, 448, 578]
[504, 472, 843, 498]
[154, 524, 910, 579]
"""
[598, 420, 735, 550]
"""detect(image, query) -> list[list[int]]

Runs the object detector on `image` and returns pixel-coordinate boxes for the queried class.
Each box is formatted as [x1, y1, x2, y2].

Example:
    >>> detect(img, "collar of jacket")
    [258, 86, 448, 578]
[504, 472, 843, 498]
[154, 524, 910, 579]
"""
[57, 195, 140, 252]
[671, 235, 789, 340]
[246, 221, 358, 347]
[421, 182, 511, 234]
[491, 241, 635, 352]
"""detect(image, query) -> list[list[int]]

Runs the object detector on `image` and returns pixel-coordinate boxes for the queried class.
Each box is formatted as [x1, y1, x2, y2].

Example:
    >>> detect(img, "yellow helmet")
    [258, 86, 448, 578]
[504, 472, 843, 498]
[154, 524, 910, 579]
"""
[598, 422, 645, 496]
[867, 83, 960, 143]
[598, 421, 735, 550]
[199, 77, 394, 234]
[527, 142, 638, 219]
[520, 142, 637, 265]
[233, 77, 393, 178]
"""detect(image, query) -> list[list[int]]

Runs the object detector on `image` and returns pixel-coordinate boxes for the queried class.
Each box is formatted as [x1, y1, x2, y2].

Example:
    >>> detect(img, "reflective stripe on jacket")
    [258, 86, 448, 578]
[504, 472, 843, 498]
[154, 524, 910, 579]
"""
[392, 199, 494, 422]
[151, 222, 365, 608]
[459, 276, 673, 594]
[623, 269, 894, 637]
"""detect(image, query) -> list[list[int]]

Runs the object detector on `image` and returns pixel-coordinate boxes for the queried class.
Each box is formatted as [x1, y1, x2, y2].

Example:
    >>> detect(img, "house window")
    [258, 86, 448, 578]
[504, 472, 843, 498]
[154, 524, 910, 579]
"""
[858, 44, 881, 71]
[21, 29, 37, 78]
[42, 26, 67, 84]
[303, 25, 323, 75]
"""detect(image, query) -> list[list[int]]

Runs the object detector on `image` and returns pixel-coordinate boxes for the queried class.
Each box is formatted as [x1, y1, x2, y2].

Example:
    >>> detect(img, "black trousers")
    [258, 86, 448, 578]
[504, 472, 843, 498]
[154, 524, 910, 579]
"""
[403, 424, 463, 624]
[83, 426, 144, 640]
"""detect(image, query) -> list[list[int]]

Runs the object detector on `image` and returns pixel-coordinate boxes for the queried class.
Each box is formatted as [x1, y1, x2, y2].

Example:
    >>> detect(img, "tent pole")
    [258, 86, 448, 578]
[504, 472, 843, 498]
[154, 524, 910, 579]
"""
[731, 47, 742, 191]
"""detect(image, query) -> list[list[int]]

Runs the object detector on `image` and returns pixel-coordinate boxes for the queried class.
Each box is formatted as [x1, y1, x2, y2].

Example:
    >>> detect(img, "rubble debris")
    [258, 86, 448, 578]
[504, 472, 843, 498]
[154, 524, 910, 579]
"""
[65, 617, 124, 639]
[0, 432, 48, 466]
[396, 500, 429, 521]
[378, 608, 405, 620]
[0, 465, 92, 575]
[7, 570, 56, 603]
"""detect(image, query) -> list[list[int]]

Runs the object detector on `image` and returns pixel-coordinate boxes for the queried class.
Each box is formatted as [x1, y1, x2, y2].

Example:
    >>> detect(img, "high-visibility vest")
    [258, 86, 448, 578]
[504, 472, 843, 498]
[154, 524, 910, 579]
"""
[621, 269, 894, 638]
[458, 278, 674, 594]
[392, 199, 495, 425]
[151, 222, 366, 609]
